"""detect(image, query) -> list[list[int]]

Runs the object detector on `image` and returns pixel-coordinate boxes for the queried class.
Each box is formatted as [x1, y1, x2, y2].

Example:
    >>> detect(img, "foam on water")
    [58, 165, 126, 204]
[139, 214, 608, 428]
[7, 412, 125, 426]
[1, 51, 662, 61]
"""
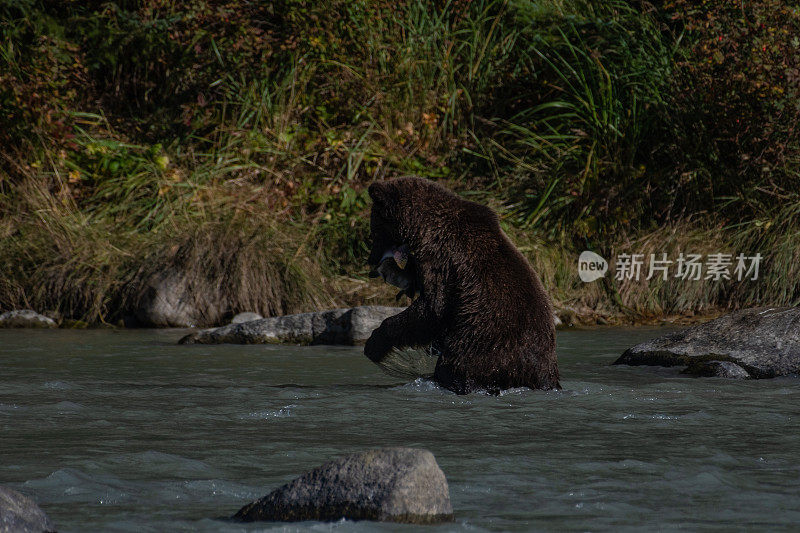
[44, 380, 75, 391]
[239, 405, 297, 420]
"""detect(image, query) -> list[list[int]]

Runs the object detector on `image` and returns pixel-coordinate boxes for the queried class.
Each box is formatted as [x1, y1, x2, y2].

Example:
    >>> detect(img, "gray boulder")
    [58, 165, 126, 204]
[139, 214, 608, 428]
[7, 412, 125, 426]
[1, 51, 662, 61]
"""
[231, 312, 263, 324]
[614, 307, 800, 378]
[0, 486, 55, 533]
[135, 269, 219, 328]
[179, 306, 402, 345]
[0, 310, 57, 329]
[349, 306, 401, 342]
[233, 448, 453, 524]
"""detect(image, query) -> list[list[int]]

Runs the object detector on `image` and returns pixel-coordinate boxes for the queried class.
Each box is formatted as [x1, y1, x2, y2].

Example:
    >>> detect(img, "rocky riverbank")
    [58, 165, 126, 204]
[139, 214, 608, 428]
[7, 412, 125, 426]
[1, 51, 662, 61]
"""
[5, 301, 798, 384]
[0, 304, 746, 332]
[179, 306, 402, 345]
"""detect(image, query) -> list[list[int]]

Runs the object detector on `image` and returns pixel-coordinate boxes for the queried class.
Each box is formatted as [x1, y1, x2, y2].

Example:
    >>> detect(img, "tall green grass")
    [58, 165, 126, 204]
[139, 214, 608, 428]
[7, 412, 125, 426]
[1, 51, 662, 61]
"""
[1, 0, 799, 324]
[493, 0, 674, 237]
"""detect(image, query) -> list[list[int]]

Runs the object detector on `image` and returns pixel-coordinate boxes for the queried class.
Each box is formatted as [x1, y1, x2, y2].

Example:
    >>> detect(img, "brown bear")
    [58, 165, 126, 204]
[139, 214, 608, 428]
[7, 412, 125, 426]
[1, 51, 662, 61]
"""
[364, 177, 560, 394]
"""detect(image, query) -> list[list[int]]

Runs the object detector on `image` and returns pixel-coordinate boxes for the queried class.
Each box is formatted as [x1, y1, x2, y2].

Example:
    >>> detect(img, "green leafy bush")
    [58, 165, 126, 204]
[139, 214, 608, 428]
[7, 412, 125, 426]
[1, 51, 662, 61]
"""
[653, 0, 800, 218]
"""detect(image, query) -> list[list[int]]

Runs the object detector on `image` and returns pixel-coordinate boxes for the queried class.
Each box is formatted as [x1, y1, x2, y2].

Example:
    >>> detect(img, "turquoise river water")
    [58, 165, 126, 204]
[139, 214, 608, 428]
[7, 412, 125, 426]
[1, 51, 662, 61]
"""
[1, 327, 799, 531]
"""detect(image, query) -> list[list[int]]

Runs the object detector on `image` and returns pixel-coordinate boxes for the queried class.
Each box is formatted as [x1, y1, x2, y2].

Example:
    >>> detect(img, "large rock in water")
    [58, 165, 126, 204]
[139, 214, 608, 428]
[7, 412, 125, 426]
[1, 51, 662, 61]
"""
[0, 310, 57, 329]
[614, 307, 800, 378]
[179, 306, 402, 345]
[233, 448, 453, 524]
[0, 486, 56, 533]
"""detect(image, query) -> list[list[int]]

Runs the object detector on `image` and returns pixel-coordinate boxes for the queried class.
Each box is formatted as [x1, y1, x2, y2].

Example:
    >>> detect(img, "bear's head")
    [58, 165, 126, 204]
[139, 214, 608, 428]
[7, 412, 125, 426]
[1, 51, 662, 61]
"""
[367, 180, 404, 268]
[367, 179, 420, 299]
[367, 177, 465, 300]
[367, 177, 458, 267]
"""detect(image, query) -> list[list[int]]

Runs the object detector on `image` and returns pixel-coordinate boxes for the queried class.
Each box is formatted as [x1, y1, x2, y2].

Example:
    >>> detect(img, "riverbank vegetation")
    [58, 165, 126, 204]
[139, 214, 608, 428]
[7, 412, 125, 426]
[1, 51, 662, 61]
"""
[1, 0, 799, 325]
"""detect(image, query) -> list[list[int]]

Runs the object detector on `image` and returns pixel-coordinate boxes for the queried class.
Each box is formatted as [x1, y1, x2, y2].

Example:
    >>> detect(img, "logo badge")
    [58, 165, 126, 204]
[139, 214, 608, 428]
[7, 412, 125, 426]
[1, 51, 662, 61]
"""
[578, 251, 608, 282]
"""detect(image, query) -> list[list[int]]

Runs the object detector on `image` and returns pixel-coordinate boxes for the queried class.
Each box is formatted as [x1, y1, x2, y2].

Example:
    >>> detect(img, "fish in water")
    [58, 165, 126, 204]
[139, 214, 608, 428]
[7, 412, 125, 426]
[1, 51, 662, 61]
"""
[369, 244, 417, 301]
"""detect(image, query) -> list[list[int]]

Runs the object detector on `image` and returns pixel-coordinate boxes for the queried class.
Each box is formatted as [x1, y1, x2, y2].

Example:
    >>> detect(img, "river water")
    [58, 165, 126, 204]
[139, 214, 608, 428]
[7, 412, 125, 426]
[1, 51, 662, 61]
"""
[1, 327, 798, 531]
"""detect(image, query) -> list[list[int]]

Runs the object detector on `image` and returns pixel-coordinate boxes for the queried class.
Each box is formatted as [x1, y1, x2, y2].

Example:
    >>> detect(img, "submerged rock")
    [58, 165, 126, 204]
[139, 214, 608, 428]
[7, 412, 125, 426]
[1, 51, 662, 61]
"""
[683, 360, 751, 379]
[614, 307, 800, 378]
[0, 310, 57, 329]
[0, 486, 56, 533]
[179, 306, 402, 345]
[233, 448, 453, 524]
[231, 312, 263, 324]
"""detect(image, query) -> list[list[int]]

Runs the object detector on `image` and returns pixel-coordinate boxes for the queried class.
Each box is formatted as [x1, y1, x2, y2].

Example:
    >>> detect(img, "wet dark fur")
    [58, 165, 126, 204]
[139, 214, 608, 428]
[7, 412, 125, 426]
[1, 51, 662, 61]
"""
[364, 177, 560, 394]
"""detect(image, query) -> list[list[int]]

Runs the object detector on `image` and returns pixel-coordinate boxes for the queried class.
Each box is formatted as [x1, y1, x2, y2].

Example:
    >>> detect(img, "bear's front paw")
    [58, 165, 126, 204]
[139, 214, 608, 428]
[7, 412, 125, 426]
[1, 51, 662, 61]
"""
[364, 331, 391, 363]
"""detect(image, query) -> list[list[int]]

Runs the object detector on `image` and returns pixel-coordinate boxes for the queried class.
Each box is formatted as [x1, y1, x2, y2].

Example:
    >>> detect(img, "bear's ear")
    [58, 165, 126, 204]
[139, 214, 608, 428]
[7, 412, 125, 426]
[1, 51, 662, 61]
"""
[368, 181, 400, 217]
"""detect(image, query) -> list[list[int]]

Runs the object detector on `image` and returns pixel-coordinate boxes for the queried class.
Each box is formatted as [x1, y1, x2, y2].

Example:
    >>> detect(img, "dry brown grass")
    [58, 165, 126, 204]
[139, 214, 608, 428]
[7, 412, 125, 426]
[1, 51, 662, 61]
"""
[129, 216, 333, 325]
[0, 168, 336, 324]
[3, 163, 799, 326]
